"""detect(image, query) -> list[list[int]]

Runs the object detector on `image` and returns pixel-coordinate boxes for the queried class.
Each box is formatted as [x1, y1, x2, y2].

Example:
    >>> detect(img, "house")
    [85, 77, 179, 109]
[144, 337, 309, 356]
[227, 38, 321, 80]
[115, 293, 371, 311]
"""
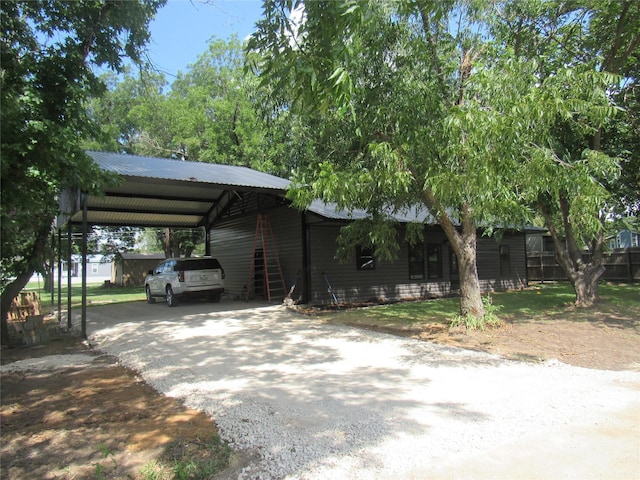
[61, 152, 532, 307]
[209, 194, 530, 305]
[31, 254, 112, 285]
[111, 253, 166, 286]
[608, 230, 639, 250]
[63, 254, 111, 283]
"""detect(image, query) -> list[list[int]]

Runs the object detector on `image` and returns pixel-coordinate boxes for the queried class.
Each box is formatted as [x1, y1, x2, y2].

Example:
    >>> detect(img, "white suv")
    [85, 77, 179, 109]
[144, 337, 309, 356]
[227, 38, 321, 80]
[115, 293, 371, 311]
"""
[145, 257, 225, 307]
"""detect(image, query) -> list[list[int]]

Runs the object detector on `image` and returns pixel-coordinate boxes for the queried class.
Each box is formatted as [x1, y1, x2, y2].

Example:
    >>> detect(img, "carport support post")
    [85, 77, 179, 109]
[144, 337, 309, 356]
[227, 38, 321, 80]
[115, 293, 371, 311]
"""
[81, 194, 88, 339]
[67, 223, 73, 329]
[52, 231, 56, 305]
[57, 229, 62, 323]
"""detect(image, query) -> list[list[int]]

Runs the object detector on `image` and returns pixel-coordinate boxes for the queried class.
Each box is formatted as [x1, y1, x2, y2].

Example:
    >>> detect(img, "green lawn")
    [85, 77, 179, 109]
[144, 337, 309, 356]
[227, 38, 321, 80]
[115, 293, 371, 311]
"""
[21, 281, 639, 324]
[24, 282, 145, 310]
[323, 282, 640, 327]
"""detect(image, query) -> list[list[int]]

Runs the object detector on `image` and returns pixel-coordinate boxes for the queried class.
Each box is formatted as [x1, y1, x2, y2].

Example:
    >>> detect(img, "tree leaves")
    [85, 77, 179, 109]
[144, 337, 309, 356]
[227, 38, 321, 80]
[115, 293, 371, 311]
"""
[250, 0, 633, 262]
[1, 0, 164, 288]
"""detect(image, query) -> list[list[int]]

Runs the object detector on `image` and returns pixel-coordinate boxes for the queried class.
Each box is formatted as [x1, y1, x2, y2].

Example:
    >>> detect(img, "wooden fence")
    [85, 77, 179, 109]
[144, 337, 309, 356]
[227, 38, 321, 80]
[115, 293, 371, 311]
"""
[527, 247, 640, 282]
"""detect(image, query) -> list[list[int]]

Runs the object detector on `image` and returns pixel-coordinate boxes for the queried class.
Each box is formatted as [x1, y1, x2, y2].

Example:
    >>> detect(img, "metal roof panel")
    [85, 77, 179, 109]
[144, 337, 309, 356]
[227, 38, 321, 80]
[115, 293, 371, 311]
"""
[87, 151, 290, 191]
[306, 200, 439, 224]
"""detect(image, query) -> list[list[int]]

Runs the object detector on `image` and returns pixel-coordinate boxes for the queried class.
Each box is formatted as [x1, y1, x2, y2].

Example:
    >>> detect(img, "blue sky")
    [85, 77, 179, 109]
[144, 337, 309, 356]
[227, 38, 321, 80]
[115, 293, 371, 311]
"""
[146, 0, 264, 78]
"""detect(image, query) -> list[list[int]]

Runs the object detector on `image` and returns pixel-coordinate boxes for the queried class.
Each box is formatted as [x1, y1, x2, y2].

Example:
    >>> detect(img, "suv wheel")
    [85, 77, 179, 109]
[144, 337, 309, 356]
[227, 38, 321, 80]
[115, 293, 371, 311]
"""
[146, 285, 156, 304]
[209, 291, 221, 303]
[166, 285, 178, 307]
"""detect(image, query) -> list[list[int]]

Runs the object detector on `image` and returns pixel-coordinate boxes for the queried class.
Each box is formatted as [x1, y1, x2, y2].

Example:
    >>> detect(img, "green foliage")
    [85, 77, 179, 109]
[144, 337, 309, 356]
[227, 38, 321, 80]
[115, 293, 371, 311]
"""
[83, 69, 169, 154]
[489, 0, 638, 244]
[153, 227, 205, 258]
[1, 0, 165, 294]
[450, 295, 503, 331]
[250, 0, 637, 311]
[87, 36, 298, 176]
[93, 443, 117, 479]
[140, 436, 232, 480]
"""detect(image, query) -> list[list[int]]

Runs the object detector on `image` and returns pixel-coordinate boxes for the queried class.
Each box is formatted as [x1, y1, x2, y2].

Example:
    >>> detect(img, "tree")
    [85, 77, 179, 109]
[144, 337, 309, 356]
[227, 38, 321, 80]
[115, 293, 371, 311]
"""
[85, 38, 279, 259]
[1, 0, 165, 344]
[490, 0, 639, 306]
[83, 69, 170, 155]
[250, 0, 615, 317]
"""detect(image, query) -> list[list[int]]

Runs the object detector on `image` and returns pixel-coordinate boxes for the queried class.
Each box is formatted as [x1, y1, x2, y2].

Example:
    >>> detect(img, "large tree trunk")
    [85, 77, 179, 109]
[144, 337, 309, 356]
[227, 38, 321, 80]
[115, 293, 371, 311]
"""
[457, 233, 485, 317]
[572, 228, 606, 307]
[1, 222, 51, 345]
[424, 191, 485, 317]
[541, 195, 606, 308]
[0, 268, 36, 345]
[572, 263, 605, 307]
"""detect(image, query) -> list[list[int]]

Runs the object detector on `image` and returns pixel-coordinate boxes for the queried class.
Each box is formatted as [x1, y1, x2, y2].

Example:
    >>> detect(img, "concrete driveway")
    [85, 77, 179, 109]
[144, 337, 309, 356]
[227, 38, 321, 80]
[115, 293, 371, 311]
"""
[86, 300, 640, 479]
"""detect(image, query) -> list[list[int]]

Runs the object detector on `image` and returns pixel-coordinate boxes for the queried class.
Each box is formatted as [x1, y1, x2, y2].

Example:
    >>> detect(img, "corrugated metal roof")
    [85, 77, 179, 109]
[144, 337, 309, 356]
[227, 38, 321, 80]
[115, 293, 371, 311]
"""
[65, 152, 541, 232]
[120, 253, 165, 260]
[87, 151, 290, 191]
[306, 200, 439, 224]
[306, 200, 543, 231]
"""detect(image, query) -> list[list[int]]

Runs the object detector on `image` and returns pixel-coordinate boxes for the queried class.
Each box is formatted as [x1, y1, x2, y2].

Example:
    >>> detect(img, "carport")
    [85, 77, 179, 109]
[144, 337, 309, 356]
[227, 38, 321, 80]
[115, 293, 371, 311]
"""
[58, 150, 290, 336]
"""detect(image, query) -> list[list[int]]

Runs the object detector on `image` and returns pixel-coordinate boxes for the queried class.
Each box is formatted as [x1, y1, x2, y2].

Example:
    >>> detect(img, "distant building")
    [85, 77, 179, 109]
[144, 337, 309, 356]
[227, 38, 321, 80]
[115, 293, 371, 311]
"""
[32, 254, 111, 285]
[608, 230, 639, 250]
[111, 253, 165, 286]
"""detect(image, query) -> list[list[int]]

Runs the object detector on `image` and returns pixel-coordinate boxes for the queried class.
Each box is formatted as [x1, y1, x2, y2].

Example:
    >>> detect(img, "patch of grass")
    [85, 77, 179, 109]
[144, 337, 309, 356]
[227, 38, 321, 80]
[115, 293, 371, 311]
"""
[492, 283, 576, 319]
[598, 283, 640, 308]
[333, 297, 460, 326]
[497, 282, 640, 322]
[324, 282, 640, 328]
[22, 283, 145, 311]
[92, 443, 117, 480]
[140, 435, 232, 480]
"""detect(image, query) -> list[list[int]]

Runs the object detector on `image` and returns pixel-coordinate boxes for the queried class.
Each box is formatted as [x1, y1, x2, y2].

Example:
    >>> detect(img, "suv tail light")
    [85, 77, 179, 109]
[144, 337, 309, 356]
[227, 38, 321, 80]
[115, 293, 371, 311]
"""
[178, 270, 185, 282]
[221, 268, 225, 280]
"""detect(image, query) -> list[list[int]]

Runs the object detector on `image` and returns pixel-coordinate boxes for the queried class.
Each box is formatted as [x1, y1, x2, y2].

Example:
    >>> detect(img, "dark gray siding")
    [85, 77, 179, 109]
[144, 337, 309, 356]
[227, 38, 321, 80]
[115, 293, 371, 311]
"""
[307, 225, 453, 305]
[308, 225, 528, 305]
[209, 196, 529, 304]
[209, 200, 303, 300]
[476, 234, 528, 291]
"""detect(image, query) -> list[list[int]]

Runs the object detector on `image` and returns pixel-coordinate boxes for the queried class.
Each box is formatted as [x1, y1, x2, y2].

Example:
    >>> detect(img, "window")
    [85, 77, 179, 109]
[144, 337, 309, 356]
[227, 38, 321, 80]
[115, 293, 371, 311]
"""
[632, 233, 639, 248]
[409, 243, 425, 280]
[427, 244, 443, 279]
[91, 263, 99, 274]
[499, 245, 511, 277]
[356, 246, 375, 271]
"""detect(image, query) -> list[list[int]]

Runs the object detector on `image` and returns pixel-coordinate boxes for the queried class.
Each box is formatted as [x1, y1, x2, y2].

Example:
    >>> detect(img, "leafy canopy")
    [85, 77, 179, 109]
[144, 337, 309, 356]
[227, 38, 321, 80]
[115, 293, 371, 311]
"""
[249, 0, 619, 257]
[1, 0, 165, 286]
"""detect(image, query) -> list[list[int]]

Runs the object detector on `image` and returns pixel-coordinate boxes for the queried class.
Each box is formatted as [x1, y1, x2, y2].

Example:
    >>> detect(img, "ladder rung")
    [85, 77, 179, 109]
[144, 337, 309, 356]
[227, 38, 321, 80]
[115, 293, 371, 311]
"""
[246, 213, 286, 302]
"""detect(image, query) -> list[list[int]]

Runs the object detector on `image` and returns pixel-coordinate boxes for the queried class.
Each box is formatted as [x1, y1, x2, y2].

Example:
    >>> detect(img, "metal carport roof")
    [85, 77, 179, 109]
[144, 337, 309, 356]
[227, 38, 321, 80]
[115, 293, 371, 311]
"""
[58, 151, 293, 338]
[64, 151, 291, 228]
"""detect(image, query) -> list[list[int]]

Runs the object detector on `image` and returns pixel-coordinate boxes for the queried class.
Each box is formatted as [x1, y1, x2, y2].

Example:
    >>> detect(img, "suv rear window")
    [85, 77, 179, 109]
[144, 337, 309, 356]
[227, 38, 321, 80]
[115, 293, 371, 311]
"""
[174, 258, 222, 271]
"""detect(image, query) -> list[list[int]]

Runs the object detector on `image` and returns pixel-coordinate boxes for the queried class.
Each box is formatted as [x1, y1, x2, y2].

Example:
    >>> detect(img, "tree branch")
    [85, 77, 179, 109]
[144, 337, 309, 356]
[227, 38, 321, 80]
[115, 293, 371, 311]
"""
[415, 0, 446, 96]
[558, 193, 583, 269]
[80, 1, 115, 61]
[422, 187, 462, 253]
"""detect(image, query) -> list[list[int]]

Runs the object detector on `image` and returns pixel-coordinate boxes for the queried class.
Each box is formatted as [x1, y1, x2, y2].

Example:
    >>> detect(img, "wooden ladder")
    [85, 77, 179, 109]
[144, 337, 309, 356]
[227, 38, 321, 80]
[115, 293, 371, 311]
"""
[246, 213, 286, 302]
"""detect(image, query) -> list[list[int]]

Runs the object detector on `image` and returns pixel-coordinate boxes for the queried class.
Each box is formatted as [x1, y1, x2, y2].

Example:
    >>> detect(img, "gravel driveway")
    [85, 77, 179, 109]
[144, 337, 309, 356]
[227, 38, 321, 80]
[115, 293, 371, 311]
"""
[87, 301, 640, 479]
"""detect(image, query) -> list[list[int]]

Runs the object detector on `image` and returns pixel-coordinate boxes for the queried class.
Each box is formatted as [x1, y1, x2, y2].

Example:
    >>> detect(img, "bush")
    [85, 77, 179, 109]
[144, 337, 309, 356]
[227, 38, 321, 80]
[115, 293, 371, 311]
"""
[450, 295, 503, 331]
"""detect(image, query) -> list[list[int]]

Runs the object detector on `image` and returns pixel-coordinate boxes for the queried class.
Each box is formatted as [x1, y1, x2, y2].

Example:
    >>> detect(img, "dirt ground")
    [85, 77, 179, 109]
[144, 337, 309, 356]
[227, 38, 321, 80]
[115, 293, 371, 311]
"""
[1, 305, 639, 479]
[333, 309, 640, 372]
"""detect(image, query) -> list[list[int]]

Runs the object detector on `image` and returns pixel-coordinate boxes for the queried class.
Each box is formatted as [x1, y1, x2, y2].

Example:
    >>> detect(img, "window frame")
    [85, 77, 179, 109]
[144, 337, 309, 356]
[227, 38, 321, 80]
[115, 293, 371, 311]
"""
[426, 243, 443, 279]
[356, 246, 376, 271]
[499, 244, 511, 277]
[408, 242, 425, 280]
